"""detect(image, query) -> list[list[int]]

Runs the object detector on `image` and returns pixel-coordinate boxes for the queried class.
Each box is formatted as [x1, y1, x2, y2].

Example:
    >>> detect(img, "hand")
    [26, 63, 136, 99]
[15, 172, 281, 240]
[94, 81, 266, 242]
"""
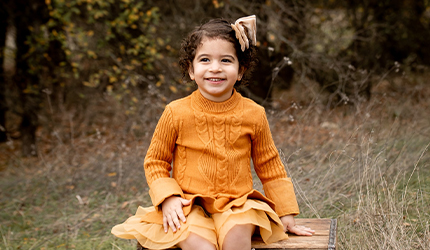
[161, 196, 191, 233]
[280, 215, 315, 236]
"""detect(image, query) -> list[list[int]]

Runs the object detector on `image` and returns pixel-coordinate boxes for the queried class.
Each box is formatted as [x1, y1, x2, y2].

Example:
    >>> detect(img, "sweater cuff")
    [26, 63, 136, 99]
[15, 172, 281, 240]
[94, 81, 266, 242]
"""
[149, 178, 184, 208]
[263, 178, 300, 217]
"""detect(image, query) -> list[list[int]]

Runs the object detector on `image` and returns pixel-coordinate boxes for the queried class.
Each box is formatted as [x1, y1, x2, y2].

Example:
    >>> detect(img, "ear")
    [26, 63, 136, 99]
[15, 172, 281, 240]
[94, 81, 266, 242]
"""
[238, 66, 246, 81]
[188, 66, 195, 81]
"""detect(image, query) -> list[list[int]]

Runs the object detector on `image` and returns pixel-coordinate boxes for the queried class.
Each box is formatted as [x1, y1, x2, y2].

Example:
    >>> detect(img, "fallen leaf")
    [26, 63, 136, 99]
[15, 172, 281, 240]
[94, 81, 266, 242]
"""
[108, 172, 117, 177]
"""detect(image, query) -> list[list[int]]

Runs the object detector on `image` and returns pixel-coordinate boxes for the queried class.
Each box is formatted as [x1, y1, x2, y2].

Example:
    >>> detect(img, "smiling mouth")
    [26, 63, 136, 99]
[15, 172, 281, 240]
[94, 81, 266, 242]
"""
[206, 78, 225, 82]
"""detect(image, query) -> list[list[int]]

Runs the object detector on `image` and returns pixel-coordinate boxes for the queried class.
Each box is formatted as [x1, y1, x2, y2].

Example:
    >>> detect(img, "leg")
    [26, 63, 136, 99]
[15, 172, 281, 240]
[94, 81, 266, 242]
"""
[177, 232, 216, 250]
[222, 224, 255, 250]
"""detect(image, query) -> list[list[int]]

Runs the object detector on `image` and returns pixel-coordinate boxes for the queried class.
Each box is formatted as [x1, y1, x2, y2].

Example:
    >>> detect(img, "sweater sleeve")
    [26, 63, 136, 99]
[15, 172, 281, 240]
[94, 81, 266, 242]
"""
[251, 108, 300, 217]
[144, 105, 184, 208]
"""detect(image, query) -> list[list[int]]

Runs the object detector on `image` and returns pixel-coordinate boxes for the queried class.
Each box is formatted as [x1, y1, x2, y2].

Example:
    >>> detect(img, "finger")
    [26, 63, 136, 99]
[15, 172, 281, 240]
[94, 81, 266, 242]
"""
[299, 230, 314, 236]
[169, 209, 182, 229]
[297, 229, 313, 236]
[297, 225, 315, 233]
[304, 227, 315, 234]
[163, 216, 168, 233]
[166, 214, 177, 232]
[176, 207, 187, 223]
[289, 226, 314, 236]
[172, 214, 181, 230]
[180, 198, 191, 206]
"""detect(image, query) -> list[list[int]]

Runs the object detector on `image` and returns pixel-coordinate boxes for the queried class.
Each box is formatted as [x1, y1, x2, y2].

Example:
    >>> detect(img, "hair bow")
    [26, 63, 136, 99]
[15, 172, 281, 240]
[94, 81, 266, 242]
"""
[231, 15, 257, 52]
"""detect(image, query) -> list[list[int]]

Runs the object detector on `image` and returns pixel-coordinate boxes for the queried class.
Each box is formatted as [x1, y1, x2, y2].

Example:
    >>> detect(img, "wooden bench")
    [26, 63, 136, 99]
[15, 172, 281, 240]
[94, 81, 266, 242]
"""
[137, 218, 337, 250]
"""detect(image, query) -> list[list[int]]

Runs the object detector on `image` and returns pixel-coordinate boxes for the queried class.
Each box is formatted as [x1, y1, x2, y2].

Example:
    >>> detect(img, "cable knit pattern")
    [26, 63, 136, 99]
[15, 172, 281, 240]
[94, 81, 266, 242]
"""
[213, 116, 228, 193]
[252, 111, 287, 182]
[194, 110, 210, 144]
[144, 106, 177, 186]
[143, 89, 300, 217]
[176, 121, 187, 185]
[228, 109, 243, 144]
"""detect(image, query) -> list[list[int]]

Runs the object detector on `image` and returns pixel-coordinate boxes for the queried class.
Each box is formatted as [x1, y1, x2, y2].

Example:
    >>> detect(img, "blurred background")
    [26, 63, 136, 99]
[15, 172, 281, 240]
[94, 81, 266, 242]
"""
[0, 1, 429, 249]
[1, 0, 429, 156]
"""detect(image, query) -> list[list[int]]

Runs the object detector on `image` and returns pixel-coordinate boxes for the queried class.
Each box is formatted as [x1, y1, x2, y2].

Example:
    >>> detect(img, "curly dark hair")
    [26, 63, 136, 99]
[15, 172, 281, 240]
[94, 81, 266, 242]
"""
[179, 18, 258, 87]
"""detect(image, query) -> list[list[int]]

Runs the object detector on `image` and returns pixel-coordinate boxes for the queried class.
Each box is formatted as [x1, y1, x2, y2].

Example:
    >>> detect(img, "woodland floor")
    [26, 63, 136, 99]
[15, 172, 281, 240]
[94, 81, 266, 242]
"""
[1, 73, 429, 249]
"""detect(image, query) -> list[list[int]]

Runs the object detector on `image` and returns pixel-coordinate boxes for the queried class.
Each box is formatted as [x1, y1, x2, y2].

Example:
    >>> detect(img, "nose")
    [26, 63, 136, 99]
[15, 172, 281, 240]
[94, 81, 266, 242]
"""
[209, 61, 222, 72]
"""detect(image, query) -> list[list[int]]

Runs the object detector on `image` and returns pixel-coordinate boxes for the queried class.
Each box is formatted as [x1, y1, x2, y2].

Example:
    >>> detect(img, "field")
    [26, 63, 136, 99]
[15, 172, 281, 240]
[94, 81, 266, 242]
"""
[1, 74, 429, 249]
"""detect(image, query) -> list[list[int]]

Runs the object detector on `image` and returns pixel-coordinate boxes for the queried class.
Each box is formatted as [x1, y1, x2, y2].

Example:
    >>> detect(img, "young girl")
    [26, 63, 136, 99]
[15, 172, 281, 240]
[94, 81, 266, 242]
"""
[112, 15, 314, 250]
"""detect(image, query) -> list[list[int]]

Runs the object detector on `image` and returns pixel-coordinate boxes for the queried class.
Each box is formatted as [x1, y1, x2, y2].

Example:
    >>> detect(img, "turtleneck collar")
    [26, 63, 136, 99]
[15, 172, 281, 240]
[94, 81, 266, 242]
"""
[191, 89, 242, 113]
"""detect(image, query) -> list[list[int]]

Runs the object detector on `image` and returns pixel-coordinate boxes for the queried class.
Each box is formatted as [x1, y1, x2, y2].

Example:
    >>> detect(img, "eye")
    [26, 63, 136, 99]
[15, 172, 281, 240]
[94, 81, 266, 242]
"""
[199, 58, 209, 62]
[221, 58, 232, 63]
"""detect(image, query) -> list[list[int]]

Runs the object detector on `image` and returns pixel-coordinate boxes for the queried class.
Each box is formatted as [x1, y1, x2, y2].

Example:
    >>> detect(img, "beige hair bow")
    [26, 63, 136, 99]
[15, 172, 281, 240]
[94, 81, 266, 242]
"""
[231, 15, 257, 52]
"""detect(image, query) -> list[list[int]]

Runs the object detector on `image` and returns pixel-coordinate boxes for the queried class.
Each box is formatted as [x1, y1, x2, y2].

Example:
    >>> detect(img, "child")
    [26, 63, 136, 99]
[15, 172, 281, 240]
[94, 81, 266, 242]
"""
[111, 15, 314, 250]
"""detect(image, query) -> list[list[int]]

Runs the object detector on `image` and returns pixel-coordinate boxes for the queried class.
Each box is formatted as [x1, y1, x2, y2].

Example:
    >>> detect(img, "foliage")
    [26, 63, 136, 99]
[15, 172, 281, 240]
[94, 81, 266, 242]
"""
[24, 0, 430, 105]
[43, 0, 172, 112]
[3, 0, 430, 156]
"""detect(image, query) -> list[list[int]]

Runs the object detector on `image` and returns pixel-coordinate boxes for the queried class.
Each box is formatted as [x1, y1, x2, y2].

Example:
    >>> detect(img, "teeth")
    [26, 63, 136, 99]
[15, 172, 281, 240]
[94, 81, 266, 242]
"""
[208, 78, 223, 81]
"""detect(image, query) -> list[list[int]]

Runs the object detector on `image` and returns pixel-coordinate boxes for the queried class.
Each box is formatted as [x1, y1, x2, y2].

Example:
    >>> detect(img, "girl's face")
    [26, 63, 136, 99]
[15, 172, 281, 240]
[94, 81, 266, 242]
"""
[189, 37, 242, 102]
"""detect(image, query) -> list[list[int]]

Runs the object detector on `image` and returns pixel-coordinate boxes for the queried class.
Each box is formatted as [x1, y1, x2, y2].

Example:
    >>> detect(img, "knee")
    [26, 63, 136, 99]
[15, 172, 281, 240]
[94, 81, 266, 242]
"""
[222, 224, 255, 250]
[223, 238, 251, 250]
[178, 232, 216, 250]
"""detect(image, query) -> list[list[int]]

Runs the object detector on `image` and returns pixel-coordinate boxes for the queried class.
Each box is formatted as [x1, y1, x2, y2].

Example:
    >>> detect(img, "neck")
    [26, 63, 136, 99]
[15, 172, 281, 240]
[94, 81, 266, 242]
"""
[192, 89, 241, 113]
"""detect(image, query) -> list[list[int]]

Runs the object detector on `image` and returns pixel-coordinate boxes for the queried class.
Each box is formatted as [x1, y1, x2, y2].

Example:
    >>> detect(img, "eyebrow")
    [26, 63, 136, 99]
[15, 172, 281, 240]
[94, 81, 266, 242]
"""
[196, 54, 236, 61]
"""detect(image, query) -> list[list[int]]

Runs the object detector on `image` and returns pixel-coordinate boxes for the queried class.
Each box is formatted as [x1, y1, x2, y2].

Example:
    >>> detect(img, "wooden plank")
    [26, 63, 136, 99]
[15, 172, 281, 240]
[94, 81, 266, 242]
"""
[252, 236, 330, 249]
[138, 218, 337, 250]
[251, 218, 336, 250]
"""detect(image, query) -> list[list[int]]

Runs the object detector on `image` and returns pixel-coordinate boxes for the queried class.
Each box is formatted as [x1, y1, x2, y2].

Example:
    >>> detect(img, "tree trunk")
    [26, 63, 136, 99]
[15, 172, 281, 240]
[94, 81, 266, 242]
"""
[0, 0, 8, 142]
[14, 20, 40, 156]
[13, 0, 46, 156]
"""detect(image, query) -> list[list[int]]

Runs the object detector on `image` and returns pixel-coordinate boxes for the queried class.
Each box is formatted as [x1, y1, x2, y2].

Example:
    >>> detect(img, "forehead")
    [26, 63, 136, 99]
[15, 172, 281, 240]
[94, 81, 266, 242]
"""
[196, 37, 237, 55]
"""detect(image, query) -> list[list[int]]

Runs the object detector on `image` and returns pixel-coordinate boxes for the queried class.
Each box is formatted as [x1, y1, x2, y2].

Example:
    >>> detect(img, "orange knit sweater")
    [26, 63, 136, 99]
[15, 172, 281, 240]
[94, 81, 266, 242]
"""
[144, 89, 299, 220]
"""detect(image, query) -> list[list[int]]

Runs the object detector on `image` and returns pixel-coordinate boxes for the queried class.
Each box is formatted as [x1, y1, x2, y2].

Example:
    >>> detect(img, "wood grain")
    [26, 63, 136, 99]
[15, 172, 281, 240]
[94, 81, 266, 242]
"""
[138, 218, 337, 250]
[251, 219, 336, 249]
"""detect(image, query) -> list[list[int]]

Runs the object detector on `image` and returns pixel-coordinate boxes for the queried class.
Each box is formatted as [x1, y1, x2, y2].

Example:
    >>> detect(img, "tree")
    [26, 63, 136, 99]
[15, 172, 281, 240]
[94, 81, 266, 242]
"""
[0, 0, 8, 142]
[10, 0, 49, 156]
[1, 0, 165, 156]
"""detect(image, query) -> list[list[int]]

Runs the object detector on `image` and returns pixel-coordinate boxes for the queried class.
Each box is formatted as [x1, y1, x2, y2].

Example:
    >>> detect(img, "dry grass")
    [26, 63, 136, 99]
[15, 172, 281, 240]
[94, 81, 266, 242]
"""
[0, 73, 429, 249]
[269, 73, 430, 249]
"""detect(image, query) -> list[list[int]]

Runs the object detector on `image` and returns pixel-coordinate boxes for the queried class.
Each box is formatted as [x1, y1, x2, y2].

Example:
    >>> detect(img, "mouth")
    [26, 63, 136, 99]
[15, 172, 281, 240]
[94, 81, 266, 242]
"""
[205, 78, 226, 82]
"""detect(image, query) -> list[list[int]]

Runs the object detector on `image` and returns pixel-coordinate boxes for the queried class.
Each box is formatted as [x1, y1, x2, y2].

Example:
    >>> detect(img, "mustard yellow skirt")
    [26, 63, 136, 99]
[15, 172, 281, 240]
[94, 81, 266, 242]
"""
[111, 199, 287, 250]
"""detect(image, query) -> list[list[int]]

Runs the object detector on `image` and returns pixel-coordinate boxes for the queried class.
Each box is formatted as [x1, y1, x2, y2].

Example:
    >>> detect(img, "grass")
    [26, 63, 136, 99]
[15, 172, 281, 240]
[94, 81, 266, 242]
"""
[0, 74, 429, 249]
